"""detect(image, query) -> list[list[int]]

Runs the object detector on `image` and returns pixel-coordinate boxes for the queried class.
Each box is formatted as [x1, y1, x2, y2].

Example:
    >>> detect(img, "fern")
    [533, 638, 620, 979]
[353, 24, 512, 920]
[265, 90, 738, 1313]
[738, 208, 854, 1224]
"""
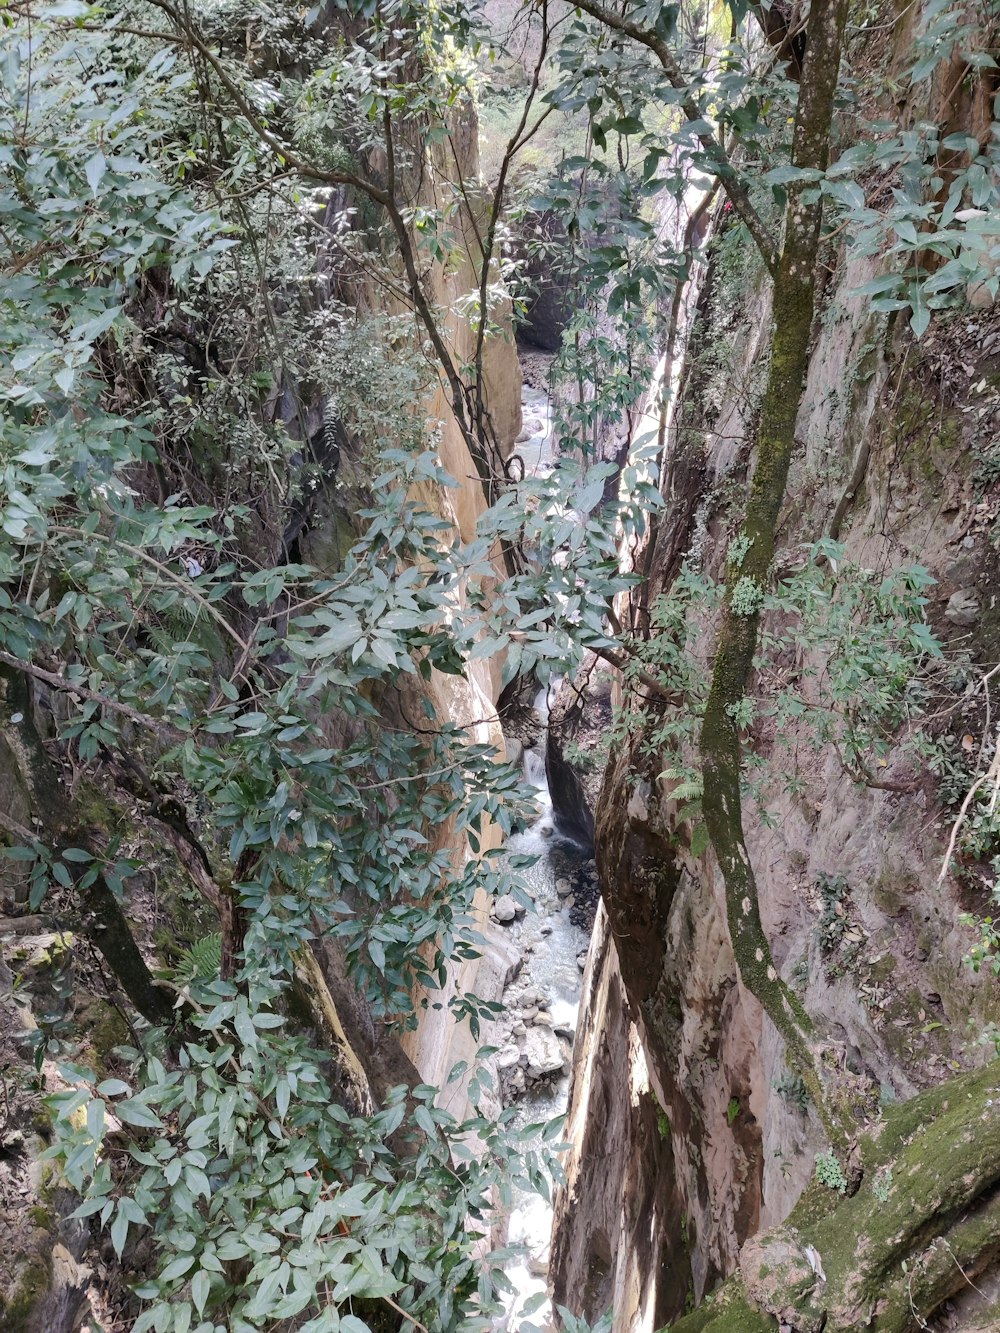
[175, 932, 222, 981]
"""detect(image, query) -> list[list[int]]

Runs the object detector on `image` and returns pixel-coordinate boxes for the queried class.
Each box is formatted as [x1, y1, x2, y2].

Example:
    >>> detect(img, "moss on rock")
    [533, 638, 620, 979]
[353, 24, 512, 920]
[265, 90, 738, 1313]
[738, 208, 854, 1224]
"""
[1, 1253, 52, 1333]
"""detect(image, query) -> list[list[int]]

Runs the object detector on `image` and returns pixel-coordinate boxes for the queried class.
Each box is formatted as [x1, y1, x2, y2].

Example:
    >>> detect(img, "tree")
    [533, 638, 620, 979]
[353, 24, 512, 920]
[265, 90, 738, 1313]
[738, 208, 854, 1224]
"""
[544, 0, 1000, 1137]
[0, 1, 644, 1327]
[3, 0, 1000, 1328]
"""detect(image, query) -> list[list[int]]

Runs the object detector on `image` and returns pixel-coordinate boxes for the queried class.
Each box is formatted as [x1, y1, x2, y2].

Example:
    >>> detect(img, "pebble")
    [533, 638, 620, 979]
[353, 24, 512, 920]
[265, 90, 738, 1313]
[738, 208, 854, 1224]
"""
[540, 923, 553, 937]
[533, 1011, 554, 1027]
[555, 878, 572, 897]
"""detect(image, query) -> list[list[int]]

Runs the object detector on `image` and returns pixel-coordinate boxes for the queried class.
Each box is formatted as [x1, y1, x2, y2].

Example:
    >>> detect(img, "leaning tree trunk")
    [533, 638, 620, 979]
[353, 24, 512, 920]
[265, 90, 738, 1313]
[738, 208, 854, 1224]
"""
[667, 1060, 1000, 1332]
[698, 0, 851, 1142]
[0, 665, 177, 1027]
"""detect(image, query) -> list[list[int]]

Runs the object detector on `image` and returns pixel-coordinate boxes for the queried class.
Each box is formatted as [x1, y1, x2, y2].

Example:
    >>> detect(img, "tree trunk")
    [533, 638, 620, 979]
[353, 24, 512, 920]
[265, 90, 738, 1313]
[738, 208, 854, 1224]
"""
[0, 665, 176, 1028]
[698, 0, 851, 1138]
[668, 1061, 1000, 1332]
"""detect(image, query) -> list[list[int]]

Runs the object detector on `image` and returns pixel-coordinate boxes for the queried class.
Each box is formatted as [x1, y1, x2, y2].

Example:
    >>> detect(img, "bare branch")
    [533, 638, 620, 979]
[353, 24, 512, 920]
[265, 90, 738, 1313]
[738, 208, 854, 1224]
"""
[0, 649, 179, 736]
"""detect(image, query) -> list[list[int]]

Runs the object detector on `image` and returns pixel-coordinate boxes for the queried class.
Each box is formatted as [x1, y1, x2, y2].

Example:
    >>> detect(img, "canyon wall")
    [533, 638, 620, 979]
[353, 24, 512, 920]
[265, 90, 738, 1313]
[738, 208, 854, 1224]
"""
[551, 57, 1000, 1333]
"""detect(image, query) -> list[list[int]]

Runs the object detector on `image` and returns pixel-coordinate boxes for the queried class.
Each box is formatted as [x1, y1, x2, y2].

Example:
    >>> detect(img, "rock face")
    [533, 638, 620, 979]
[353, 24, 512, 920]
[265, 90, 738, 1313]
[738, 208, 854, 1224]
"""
[510, 210, 573, 352]
[550, 905, 689, 1327]
[552, 140, 1000, 1333]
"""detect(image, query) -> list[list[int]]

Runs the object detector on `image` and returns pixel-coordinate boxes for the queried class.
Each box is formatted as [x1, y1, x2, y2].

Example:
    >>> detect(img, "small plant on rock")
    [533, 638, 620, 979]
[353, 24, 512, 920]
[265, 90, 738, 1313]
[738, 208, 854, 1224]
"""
[815, 1150, 848, 1194]
[816, 872, 850, 952]
[774, 1069, 809, 1112]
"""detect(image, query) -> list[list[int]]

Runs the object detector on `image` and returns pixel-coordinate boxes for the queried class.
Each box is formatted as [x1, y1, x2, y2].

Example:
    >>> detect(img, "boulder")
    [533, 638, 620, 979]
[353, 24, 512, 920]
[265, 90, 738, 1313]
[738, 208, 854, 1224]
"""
[944, 588, 978, 626]
[492, 895, 517, 924]
[522, 1027, 564, 1080]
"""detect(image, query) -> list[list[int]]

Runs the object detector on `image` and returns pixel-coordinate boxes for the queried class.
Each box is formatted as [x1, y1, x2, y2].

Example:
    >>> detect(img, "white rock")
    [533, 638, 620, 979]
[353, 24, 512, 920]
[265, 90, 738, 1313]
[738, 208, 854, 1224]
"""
[496, 1045, 521, 1070]
[555, 878, 572, 897]
[945, 588, 979, 626]
[492, 895, 517, 923]
[522, 1027, 563, 1079]
[626, 781, 650, 822]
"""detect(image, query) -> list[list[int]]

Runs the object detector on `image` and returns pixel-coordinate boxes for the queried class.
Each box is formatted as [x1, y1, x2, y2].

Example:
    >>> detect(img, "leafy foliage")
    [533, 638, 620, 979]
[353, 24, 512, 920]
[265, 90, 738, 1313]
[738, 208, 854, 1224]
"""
[2, 0, 999, 1326]
[0, 2, 649, 1328]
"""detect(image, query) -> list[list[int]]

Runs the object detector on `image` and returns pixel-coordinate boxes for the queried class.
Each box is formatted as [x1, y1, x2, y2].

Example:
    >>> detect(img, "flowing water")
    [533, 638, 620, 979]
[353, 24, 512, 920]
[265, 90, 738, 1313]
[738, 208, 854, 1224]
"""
[496, 677, 595, 1328]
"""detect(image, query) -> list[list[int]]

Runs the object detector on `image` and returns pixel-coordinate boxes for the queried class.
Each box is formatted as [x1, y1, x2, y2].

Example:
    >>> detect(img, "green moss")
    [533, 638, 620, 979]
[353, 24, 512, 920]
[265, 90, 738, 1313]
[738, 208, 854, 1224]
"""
[1, 1255, 52, 1332]
[866, 953, 897, 983]
[870, 874, 903, 916]
[669, 1280, 777, 1333]
[75, 996, 129, 1077]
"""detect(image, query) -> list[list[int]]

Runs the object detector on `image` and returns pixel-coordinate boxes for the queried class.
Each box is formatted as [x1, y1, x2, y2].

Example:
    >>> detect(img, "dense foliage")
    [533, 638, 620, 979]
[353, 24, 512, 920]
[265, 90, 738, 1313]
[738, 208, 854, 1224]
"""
[2, 0, 1000, 1329]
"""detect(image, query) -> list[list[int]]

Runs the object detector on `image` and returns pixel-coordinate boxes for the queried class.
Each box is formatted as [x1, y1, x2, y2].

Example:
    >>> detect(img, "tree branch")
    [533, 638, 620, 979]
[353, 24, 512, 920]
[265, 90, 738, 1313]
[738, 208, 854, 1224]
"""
[568, 0, 780, 275]
[0, 649, 178, 736]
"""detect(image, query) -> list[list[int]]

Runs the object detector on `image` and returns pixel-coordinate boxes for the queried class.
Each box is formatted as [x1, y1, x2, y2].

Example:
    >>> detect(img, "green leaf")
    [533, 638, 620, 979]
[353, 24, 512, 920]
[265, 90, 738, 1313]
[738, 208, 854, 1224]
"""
[86, 1098, 104, 1142]
[85, 150, 106, 197]
[111, 1205, 130, 1258]
[115, 1099, 163, 1130]
[160, 1253, 196, 1284]
[191, 1269, 210, 1315]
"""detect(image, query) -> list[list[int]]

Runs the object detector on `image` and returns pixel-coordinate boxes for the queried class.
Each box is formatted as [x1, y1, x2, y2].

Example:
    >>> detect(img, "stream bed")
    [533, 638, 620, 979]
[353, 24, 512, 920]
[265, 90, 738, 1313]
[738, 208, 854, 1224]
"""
[489, 360, 601, 1328]
[493, 690, 599, 1326]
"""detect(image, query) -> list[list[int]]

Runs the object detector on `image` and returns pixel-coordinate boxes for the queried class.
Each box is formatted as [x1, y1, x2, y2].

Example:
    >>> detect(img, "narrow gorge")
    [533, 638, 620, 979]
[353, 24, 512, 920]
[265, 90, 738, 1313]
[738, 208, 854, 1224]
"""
[3, 1, 1000, 1332]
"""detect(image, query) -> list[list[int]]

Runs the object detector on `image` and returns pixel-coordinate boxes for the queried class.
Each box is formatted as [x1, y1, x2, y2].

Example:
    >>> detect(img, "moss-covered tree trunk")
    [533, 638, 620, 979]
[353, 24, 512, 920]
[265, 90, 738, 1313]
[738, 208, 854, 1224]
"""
[668, 1061, 1000, 1332]
[698, 0, 851, 1136]
[0, 666, 176, 1027]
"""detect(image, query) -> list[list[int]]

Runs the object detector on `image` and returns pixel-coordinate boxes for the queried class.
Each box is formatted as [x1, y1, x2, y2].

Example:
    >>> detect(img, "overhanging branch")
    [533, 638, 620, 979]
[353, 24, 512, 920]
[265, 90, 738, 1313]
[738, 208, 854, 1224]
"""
[568, 0, 780, 276]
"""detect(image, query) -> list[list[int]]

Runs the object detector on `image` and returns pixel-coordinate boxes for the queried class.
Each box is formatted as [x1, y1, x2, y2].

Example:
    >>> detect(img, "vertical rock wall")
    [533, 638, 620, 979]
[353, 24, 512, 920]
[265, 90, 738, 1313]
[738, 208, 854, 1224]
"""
[552, 148, 1000, 1333]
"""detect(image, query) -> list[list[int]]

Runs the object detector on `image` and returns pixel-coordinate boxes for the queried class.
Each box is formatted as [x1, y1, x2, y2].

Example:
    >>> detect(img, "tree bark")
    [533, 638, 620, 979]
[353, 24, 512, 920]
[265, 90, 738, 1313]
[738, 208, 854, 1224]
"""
[0, 666, 176, 1027]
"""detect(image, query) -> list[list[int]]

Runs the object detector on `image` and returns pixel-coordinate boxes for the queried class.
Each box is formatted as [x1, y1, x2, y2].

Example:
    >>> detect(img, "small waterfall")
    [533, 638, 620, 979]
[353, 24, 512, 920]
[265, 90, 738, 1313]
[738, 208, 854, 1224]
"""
[524, 746, 548, 790]
[544, 729, 595, 854]
[532, 677, 596, 854]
